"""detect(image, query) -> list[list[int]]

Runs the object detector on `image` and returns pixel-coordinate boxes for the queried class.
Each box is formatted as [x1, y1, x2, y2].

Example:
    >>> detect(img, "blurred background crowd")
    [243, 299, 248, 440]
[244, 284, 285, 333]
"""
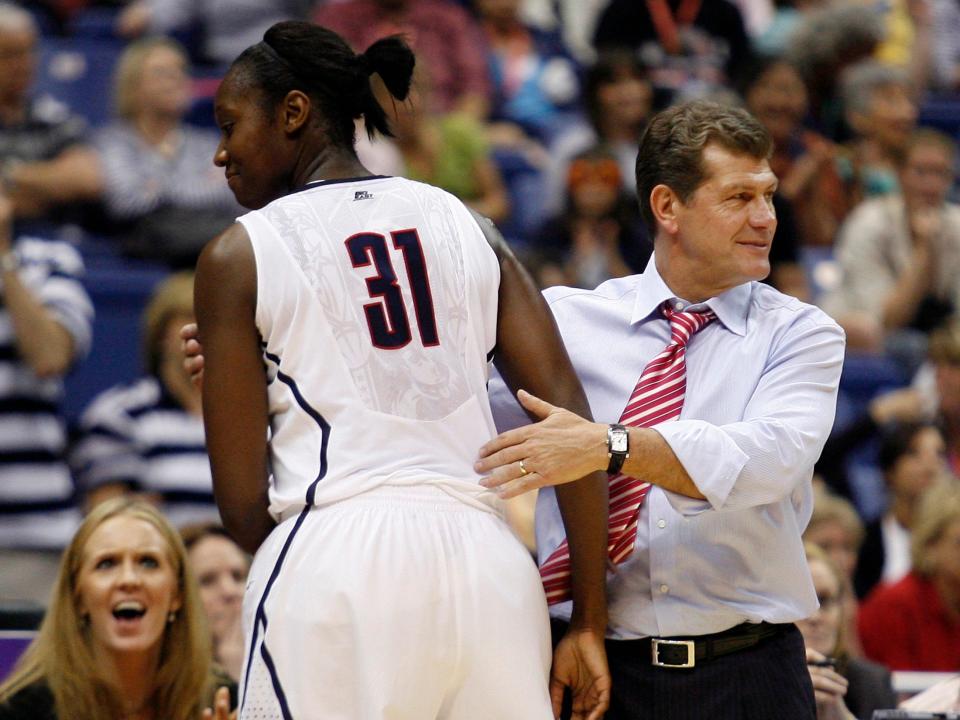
[0, 0, 959, 713]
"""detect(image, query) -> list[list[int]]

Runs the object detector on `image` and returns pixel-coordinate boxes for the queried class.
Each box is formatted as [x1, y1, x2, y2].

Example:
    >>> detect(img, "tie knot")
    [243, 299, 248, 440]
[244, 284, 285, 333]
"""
[662, 302, 716, 347]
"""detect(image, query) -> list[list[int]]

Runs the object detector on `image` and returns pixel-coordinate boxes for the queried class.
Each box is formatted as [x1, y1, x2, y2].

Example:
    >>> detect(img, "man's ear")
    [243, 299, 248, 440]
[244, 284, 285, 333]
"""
[650, 184, 681, 236]
[282, 90, 311, 135]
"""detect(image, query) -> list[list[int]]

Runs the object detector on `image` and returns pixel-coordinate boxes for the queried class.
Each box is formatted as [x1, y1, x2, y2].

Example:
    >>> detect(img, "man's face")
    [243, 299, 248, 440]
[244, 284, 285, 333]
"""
[667, 144, 778, 298]
[0, 28, 36, 102]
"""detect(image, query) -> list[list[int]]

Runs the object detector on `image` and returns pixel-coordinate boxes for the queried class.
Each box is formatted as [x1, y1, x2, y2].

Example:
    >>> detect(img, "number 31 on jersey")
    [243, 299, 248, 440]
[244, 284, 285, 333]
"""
[346, 229, 440, 350]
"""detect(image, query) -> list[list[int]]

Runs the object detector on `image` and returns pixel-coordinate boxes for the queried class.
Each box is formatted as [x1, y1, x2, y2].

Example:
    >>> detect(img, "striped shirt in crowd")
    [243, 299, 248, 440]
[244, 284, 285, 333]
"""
[71, 376, 217, 530]
[0, 238, 93, 550]
[93, 122, 239, 222]
[0, 96, 86, 164]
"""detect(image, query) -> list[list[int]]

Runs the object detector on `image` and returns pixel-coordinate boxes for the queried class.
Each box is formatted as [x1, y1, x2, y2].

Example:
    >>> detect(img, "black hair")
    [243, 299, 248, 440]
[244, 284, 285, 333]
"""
[732, 51, 799, 101]
[583, 49, 649, 134]
[877, 420, 942, 474]
[231, 21, 415, 149]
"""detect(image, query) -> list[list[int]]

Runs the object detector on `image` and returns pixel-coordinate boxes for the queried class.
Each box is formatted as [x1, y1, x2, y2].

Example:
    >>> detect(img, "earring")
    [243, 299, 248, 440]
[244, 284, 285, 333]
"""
[167, 611, 176, 624]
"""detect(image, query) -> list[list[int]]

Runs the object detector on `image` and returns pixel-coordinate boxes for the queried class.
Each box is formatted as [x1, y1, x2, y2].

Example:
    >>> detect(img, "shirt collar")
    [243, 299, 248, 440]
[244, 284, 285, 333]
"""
[630, 254, 751, 336]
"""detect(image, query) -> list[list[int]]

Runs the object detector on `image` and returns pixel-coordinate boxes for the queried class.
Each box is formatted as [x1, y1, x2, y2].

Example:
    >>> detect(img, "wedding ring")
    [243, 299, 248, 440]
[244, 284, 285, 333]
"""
[519, 459, 529, 476]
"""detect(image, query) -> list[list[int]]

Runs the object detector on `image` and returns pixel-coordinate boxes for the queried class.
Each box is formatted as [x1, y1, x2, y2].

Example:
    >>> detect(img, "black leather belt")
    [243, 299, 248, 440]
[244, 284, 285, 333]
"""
[633, 622, 791, 668]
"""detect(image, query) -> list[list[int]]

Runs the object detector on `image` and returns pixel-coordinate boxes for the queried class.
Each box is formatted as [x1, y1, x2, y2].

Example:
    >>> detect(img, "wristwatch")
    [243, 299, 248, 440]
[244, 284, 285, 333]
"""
[606, 423, 629, 474]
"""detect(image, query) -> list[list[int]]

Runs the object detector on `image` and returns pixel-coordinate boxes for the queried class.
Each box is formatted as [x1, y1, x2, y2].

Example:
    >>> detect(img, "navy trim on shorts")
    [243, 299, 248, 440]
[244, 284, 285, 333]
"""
[260, 640, 293, 720]
[240, 354, 330, 717]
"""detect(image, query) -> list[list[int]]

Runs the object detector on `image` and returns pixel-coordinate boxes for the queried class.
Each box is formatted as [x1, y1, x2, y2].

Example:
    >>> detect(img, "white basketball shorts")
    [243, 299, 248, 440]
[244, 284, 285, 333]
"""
[237, 485, 554, 720]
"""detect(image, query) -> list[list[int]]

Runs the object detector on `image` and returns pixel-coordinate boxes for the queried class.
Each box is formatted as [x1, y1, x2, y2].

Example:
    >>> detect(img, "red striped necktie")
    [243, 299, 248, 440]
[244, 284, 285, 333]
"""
[539, 301, 717, 605]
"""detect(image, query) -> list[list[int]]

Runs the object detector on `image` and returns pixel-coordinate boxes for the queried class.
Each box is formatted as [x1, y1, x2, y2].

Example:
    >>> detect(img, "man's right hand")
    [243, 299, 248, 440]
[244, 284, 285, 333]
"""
[180, 322, 205, 388]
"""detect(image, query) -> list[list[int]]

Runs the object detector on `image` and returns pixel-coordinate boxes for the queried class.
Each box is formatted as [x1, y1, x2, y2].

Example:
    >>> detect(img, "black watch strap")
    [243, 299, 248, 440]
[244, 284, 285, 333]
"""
[606, 423, 629, 475]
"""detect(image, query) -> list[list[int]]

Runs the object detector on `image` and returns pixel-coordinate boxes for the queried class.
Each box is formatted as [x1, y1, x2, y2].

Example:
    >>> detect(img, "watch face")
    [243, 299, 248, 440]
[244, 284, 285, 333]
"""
[611, 430, 628, 453]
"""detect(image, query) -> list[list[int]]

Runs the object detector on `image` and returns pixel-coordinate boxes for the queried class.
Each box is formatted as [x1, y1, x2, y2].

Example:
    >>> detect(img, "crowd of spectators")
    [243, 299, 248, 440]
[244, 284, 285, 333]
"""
[1, 0, 960, 712]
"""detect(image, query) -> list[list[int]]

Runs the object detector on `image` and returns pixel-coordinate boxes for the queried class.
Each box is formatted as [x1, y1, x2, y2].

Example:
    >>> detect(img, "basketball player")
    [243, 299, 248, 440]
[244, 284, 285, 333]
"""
[194, 21, 609, 720]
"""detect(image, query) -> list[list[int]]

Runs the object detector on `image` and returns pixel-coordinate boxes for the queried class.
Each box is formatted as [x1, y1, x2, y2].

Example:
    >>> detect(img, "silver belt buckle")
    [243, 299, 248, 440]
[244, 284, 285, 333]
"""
[651, 638, 696, 668]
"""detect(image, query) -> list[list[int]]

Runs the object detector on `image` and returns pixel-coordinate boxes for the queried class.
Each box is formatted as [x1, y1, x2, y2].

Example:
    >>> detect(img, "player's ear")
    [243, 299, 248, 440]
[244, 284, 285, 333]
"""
[282, 90, 311, 135]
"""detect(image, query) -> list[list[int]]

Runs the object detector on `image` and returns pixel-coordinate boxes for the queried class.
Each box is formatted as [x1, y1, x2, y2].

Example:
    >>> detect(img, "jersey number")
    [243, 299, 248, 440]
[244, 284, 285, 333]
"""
[346, 229, 439, 349]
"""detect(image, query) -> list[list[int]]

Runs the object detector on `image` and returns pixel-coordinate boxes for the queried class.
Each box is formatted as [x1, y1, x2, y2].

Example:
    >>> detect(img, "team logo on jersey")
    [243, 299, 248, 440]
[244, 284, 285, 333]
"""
[354, 190, 374, 201]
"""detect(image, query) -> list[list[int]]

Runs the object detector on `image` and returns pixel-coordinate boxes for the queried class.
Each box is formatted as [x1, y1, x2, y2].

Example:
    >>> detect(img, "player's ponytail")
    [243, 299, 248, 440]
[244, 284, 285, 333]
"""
[232, 21, 414, 150]
[356, 36, 415, 139]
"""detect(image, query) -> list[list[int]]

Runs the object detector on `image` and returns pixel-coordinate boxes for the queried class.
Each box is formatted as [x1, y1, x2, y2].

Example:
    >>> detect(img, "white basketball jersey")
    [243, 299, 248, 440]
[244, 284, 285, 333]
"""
[239, 176, 502, 520]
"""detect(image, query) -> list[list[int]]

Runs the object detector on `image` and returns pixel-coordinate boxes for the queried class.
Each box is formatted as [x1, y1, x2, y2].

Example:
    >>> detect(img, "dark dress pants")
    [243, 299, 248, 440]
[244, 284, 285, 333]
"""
[552, 619, 816, 720]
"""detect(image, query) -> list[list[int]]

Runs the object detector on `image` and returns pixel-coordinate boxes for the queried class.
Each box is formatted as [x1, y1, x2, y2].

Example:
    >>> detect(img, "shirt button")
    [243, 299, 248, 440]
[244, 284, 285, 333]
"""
[657, 519, 666, 529]
[674, 301, 683, 310]
[660, 584, 669, 594]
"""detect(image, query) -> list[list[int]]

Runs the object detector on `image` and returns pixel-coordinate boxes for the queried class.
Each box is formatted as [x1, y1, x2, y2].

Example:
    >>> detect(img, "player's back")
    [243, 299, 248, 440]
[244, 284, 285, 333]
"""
[239, 176, 501, 519]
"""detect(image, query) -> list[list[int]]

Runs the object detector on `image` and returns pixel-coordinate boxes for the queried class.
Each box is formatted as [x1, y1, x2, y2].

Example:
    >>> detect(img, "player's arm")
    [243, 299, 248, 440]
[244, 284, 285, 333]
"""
[472, 211, 609, 719]
[194, 222, 275, 554]
[473, 210, 607, 626]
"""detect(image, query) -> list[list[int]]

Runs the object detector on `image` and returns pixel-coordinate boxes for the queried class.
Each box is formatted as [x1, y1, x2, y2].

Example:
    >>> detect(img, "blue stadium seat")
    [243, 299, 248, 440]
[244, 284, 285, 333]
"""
[492, 147, 548, 247]
[918, 95, 960, 142]
[63, 239, 169, 423]
[34, 37, 124, 128]
[69, 6, 122, 40]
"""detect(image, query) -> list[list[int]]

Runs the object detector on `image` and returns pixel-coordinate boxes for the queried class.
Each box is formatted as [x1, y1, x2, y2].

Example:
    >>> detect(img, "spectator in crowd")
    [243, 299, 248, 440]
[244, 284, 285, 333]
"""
[0, 192, 92, 606]
[815, 386, 928, 504]
[927, 322, 960, 476]
[0, 2, 89, 224]
[359, 63, 510, 224]
[798, 543, 897, 720]
[0, 497, 236, 719]
[117, 0, 308, 67]
[870, 0, 933, 98]
[528, 0, 609, 65]
[825, 129, 959, 355]
[806, 490, 865, 590]
[804, 489, 866, 658]
[836, 61, 918, 206]
[592, 0, 753, 107]
[7, 37, 241, 268]
[71, 271, 215, 528]
[854, 420, 950, 599]
[476, 0, 581, 147]
[544, 50, 654, 217]
[753, 0, 827, 57]
[929, 0, 960, 92]
[738, 52, 848, 250]
[181, 523, 248, 682]
[859, 480, 960, 671]
[533, 146, 649, 289]
[91, 37, 241, 266]
[314, 0, 491, 119]
[785, 4, 883, 141]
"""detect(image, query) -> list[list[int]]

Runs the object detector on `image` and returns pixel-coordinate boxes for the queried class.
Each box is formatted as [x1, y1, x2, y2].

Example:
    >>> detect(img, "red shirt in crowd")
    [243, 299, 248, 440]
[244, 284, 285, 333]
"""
[859, 571, 960, 671]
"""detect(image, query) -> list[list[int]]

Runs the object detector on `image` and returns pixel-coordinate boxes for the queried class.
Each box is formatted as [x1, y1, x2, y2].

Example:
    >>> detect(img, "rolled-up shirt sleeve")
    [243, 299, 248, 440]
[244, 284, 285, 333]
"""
[656, 315, 845, 511]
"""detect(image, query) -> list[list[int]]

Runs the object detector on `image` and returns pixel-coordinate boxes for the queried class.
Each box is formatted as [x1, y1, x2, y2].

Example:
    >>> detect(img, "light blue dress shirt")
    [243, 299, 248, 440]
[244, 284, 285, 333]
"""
[488, 256, 846, 639]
